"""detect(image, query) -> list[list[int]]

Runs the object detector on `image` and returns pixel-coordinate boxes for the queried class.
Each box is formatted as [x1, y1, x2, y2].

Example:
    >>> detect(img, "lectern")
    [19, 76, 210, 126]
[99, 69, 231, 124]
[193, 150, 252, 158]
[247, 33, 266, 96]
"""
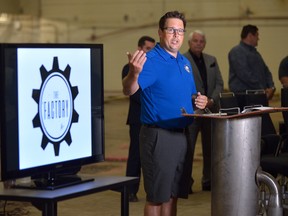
[183, 107, 288, 216]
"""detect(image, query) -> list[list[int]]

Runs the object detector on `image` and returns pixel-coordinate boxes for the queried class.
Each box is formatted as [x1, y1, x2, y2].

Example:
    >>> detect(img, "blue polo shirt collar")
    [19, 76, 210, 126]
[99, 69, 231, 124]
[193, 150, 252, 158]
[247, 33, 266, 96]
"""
[154, 43, 184, 62]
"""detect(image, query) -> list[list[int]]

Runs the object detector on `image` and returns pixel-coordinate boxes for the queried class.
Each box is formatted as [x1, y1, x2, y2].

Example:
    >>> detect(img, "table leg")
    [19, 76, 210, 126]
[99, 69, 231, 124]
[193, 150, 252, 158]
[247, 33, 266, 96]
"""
[42, 201, 57, 216]
[121, 185, 129, 216]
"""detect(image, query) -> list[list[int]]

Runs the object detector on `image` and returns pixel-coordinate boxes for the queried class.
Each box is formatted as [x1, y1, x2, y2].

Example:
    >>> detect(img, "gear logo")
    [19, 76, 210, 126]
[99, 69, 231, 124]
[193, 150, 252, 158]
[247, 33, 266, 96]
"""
[32, 57, 79, 156]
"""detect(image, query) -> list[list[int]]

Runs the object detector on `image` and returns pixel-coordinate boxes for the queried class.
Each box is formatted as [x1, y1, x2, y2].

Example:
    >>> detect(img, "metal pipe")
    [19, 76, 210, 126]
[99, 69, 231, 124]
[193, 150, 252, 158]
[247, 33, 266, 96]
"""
[256, 167, 283, 216]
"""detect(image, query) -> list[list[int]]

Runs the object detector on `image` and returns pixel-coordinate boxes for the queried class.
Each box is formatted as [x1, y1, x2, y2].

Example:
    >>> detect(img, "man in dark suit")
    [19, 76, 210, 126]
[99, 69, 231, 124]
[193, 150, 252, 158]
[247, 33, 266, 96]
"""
[279, 55, 288, 88]
[183, 30, 223, 192]
[121, 36, 155, 202]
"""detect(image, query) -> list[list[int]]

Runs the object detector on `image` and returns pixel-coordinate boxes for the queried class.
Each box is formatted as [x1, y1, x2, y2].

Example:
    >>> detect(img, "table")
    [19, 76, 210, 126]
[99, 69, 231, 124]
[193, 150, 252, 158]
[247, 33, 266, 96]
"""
[0, 176, 138, 216]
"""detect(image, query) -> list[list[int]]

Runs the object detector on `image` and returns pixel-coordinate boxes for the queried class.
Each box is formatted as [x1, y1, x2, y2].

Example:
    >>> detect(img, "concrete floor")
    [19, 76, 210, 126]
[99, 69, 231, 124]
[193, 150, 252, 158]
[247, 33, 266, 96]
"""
[3, 94, 284, 215]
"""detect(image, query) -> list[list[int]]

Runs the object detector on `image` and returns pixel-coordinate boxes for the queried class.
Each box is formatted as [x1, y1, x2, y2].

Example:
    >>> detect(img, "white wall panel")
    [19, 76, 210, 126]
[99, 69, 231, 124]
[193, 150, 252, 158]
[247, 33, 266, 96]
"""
[0, 0, 20, 13]
[240, 0, 288, 16]
[40, 0, 163, 27]
[2, 0, 288, 93]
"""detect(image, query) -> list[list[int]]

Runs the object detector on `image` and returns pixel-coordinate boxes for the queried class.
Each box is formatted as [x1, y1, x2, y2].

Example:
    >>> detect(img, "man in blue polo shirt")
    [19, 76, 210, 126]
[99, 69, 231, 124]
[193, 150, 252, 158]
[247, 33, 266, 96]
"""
[122, 11, 207, 216]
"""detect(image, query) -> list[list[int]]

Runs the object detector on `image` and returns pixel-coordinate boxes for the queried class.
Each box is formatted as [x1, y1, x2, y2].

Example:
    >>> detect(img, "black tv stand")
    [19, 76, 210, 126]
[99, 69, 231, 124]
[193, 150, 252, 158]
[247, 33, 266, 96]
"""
[0, 176, 138, 216]
[14, 175, 94, 190]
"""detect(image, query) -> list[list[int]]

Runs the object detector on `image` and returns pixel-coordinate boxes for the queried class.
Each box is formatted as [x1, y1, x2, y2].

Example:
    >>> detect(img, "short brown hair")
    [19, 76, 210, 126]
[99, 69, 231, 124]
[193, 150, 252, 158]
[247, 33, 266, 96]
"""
[159, 11, 186, 30]
[241, 24, 258, 39]
[138, 36, 155, 48]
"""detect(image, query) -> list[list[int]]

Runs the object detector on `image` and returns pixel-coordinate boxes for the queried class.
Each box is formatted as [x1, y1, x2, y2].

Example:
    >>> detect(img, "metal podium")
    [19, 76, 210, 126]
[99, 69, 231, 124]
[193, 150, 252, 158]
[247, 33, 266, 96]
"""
[183, 107, 288, 216]
[211, 116, 261, 215]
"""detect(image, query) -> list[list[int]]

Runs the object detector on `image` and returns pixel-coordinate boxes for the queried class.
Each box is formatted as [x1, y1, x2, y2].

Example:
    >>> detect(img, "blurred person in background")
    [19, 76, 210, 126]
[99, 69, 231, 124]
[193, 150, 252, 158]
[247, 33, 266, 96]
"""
[183, 30, 223, 192]
[228, 24, 275, 100]
[279, 55, 288, 88]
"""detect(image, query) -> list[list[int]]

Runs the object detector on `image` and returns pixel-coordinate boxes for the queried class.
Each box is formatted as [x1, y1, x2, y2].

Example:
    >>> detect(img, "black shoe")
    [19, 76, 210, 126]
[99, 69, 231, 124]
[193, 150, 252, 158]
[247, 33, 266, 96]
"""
[189, 188, 193, 194]
[202, 183, 211, 191]
[129, 193, 139, 202]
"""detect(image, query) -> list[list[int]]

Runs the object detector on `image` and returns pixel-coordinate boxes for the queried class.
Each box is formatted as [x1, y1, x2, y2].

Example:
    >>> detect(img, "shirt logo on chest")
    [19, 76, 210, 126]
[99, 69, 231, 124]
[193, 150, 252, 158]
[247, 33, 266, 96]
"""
[184, 64, 191, 73]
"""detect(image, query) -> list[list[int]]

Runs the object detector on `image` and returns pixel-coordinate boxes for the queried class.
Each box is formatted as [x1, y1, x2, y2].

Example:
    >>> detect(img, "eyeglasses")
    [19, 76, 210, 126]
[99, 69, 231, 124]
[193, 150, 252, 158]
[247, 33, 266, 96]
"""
[162, 27, 186, 35]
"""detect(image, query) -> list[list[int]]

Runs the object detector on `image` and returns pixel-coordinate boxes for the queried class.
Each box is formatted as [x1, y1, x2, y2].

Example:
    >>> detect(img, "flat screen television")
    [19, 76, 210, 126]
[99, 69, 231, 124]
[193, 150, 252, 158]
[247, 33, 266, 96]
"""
[0, 43, 105, 189]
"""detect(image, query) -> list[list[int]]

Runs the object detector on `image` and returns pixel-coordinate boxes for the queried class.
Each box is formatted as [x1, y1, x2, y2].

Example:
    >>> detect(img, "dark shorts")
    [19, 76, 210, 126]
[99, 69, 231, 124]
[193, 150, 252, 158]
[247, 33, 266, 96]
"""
[139, 125, 191, 203]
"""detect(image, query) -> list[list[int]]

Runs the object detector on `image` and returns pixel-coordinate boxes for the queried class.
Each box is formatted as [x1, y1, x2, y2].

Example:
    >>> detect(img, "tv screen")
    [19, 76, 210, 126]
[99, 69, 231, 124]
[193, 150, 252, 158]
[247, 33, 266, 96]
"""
[0, 43, 104, 189]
